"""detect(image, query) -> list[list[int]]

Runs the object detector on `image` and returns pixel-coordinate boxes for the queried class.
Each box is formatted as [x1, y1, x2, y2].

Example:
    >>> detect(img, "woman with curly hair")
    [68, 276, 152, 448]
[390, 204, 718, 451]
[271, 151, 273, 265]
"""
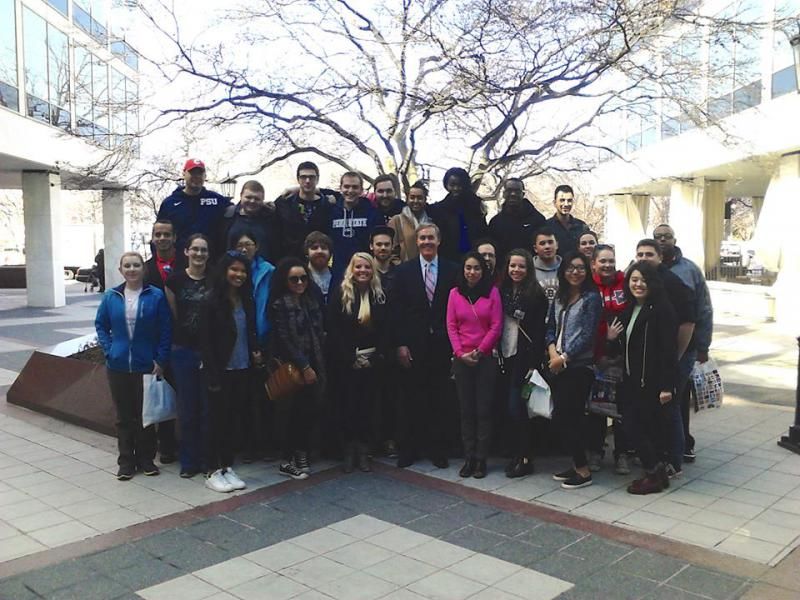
[269, 256, 326, 480]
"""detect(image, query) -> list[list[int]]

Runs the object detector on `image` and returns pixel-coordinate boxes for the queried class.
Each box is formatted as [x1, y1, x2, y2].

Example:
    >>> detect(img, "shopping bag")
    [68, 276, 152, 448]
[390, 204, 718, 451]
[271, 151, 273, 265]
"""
[588, 366, 623, 419]
[142, 374, 177, 427]
[691, 358, 723, 411]
[525, 369, 553, 419]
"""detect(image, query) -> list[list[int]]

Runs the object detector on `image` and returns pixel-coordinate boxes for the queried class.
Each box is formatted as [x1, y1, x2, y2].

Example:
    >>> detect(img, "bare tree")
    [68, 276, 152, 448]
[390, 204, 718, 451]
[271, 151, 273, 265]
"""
[90, 0, 773, 198]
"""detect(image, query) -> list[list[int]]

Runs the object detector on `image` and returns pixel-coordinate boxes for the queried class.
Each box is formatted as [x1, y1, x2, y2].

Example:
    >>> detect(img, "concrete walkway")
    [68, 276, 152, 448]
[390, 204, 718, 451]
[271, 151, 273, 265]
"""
[0, 285, 798, 599]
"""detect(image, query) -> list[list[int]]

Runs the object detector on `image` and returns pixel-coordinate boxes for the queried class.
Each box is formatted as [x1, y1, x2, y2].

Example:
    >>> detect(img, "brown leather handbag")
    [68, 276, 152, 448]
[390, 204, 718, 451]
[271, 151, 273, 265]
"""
[265, 359, 305, 401]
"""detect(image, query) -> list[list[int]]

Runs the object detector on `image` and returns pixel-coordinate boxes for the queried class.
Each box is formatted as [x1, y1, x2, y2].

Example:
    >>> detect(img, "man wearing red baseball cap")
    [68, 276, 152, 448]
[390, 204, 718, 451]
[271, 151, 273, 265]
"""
[157, 159, 231, 256]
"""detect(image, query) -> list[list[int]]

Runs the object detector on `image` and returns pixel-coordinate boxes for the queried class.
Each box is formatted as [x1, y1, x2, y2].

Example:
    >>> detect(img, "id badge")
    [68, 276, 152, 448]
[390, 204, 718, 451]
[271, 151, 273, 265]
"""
[513, 309, 526, 320]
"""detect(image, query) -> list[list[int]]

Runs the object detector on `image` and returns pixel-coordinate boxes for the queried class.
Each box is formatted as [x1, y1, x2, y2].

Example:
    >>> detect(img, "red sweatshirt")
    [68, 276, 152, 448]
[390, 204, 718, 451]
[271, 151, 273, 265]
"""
[593, 271, 628, 360]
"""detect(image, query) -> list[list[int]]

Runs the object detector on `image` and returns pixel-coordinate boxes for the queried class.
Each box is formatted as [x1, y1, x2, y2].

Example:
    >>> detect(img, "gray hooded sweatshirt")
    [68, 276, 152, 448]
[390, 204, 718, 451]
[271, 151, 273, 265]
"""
[534, 255, 562, 310]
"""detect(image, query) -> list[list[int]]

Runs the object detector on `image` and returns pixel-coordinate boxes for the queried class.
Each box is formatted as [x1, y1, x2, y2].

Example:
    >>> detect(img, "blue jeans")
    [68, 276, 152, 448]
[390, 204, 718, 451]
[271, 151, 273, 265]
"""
[665, 350, 696, 469]
[171, 345, 209, 472]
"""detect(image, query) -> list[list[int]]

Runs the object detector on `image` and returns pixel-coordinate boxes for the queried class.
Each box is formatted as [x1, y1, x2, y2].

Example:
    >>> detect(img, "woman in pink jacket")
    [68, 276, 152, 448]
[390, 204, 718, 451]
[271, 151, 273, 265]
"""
[447, 251, 503, 479]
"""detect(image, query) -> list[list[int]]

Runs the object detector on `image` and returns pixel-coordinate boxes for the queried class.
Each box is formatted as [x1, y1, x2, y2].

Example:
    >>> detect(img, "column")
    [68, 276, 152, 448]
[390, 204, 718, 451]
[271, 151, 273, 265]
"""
[753, 152, 800, 329]
[605, 193, 650, 265]
[102, 189, 129, 290]
[22, 171, 65, 308]
[668, 179, 705, 267]
[703, 180, 726, 274]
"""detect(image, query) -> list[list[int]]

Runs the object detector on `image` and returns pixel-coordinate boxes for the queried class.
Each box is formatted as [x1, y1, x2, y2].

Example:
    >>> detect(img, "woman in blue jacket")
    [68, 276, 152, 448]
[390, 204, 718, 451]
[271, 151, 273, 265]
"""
[230, 230, 274, 462]
[95, 251, 172, 481]
[545, 251, 601, 490]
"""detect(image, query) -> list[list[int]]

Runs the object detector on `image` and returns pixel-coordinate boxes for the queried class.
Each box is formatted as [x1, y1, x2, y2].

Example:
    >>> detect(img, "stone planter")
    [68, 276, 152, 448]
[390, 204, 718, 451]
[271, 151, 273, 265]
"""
[7, 334, 115, 436]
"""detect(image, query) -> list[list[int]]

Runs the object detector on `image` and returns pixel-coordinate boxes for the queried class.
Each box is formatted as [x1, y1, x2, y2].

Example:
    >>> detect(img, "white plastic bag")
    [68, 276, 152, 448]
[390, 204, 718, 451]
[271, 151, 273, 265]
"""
[691, 358, 723, 412]
[525, 369, 553, 419]
[142, 374, 177, 427]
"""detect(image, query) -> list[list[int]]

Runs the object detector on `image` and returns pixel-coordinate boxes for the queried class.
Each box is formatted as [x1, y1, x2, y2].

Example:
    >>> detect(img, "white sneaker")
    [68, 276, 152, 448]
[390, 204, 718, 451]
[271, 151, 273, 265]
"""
[223, 467, 246, 490]
[205, 469, 234, 493]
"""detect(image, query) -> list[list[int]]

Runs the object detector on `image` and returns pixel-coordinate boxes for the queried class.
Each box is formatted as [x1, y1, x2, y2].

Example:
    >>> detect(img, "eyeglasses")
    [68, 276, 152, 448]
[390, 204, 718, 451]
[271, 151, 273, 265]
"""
[188, 246, 208, 254]
[566, 265, 587, 273]
[289, 275, 309, 284]
[653, 233, 673, 240]
[236, 241, 256, 249]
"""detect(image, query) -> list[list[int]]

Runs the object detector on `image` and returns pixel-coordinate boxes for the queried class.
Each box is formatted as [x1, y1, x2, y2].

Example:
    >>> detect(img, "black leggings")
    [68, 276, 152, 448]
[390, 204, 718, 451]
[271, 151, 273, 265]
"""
[341, 367, 376, 444]
[551, 366, 594, 469]
[623, 379, 668, 472]
[107, 369, 155, 469]
[206, 369, 249, 471]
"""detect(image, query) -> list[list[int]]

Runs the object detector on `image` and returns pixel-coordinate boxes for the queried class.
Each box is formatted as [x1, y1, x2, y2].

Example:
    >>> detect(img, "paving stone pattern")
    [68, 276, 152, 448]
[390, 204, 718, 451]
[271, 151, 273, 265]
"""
[0, 474, 754, 599]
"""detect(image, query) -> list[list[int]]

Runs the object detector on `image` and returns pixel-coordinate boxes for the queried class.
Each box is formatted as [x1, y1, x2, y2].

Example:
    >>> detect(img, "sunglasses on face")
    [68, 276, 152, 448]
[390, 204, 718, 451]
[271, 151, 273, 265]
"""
[289, 275, 309, 284]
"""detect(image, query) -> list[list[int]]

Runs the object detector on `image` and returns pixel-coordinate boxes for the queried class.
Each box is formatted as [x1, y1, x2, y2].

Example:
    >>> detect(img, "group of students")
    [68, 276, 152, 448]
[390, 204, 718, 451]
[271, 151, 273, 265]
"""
[94, 158, 712, 496]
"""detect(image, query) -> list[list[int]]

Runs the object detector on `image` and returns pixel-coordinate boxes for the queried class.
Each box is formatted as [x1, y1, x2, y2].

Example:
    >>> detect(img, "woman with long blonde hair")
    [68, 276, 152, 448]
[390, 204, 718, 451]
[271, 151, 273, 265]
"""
[328, 252, 389, 472]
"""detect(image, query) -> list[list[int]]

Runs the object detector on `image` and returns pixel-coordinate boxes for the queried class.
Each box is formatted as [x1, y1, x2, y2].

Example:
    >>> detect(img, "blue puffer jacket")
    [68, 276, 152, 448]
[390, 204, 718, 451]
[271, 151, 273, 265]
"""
[95, 284, 172, 373]
[251, 255, 275, 348]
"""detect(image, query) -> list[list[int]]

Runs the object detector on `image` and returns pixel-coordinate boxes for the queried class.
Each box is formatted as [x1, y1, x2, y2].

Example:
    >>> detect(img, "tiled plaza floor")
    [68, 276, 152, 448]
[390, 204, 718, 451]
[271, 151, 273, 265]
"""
[0, 288, 799, 598]
[0, 473, 769, 600]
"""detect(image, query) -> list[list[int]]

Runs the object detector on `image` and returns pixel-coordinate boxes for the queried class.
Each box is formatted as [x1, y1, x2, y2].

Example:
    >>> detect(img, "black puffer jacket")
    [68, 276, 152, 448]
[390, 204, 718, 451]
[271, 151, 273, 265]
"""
[488, 201, 546, 261]
[428, 193, 488, 262]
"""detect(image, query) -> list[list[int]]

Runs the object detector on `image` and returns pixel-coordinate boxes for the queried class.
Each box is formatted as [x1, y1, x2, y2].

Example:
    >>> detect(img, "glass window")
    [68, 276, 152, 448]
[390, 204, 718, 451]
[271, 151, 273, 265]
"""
[0, 0, 18, 111]
[73, 2, 91, 36]
[733, 81, 761, 113]
[111, 40, 138, 71]
[91, 0, 107, 43]
[641, 125, 658, 147]
[23, 7, 50, 123]
[47, 25, 70, 129]
[661, 116, 679, 140]
[46, 0, 68, 15]
[74, 46, 92, 123]
[110, 67, 125, 144]
[125, 77, 138, 134]
[92, 54, 108, 146]
[772, 65, 796, 97]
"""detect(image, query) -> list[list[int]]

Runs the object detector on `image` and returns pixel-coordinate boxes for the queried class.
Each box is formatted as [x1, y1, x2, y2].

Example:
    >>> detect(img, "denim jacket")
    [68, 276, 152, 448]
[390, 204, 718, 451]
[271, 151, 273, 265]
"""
[545, 290, 601, 368]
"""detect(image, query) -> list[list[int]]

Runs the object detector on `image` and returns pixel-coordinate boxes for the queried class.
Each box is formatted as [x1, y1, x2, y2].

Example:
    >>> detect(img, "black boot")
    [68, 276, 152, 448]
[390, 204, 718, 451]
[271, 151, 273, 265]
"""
[459, 458, 475, 478]
[357, 443, 372, 472]
[343, 442, 355, 474]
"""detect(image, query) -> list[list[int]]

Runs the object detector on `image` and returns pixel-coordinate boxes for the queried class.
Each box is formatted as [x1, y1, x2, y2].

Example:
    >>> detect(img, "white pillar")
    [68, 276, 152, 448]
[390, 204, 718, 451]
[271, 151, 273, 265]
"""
[22, 171, 65, 308]
[753, 152, 800, 331]
[605, 193, 649, 266]
[703, 180, 725, 273]
[102, 189, 128, 289]
[669, 178, 726, 274]
[669, 179, 706, 267]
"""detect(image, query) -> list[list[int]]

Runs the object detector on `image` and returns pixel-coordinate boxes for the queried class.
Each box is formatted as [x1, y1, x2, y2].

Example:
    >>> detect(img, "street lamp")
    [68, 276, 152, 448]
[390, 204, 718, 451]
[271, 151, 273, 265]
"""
[778, 337, 800, 455]
[220, 175, 237, 200]
[778, 32, 800, 455]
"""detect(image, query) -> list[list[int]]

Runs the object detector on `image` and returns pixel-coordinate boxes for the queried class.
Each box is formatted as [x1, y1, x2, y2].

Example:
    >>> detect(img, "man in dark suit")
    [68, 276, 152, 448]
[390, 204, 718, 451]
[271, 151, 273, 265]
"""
[391, 223, 458, 469]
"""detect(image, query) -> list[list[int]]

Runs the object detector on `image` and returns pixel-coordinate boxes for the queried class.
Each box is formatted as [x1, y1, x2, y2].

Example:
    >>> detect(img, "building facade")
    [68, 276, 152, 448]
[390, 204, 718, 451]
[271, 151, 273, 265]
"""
[0, 0, 139, 306]
[591, 0, 800, 328]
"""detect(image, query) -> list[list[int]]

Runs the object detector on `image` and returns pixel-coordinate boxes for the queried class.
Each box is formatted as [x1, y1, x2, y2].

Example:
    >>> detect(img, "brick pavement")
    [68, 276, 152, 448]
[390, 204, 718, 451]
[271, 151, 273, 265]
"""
[0, 284, 798, 598]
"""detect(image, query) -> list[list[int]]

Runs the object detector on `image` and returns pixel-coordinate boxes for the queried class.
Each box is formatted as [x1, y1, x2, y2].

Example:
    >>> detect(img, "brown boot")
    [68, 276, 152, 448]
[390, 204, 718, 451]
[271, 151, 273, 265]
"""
[627, 471, 665, 495]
